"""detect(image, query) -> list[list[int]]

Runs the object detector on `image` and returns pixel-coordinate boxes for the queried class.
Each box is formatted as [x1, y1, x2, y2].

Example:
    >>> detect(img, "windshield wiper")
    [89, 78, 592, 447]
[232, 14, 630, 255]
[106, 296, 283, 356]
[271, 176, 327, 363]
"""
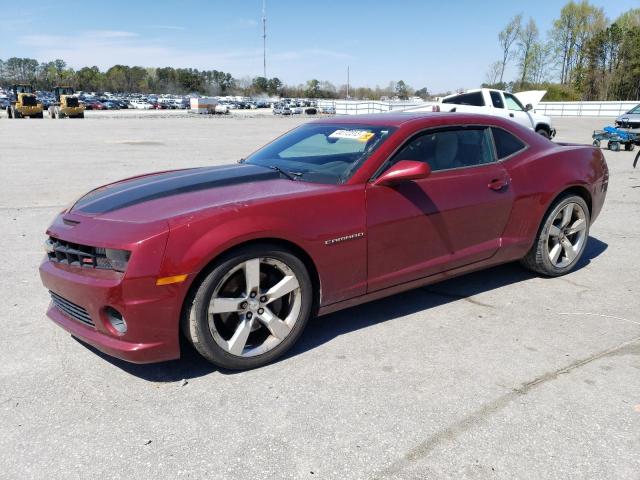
[266, 165, 303, 181]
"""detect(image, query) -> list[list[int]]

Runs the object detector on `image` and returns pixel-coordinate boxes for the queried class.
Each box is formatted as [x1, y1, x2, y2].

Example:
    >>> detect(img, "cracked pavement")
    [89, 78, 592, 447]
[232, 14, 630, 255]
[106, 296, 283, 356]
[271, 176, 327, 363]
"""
[0, 114, 638, 479]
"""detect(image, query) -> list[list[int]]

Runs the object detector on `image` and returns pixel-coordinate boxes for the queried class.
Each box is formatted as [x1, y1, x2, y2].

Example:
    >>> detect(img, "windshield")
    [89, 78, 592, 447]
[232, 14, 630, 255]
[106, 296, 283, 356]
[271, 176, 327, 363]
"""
[245, 123, 395, 184]
[628, 104, 640, 114]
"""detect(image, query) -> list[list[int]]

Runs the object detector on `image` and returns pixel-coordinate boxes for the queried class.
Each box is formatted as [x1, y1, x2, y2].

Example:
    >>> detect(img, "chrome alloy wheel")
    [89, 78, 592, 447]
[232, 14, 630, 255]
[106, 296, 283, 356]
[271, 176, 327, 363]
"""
[546, 202, 588, 268]
[207, 257, 302, 357]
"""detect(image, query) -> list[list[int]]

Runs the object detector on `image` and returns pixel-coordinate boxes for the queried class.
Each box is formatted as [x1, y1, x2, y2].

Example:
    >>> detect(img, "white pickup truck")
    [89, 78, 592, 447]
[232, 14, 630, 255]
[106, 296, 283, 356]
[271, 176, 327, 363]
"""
[410, 88, 556, 139]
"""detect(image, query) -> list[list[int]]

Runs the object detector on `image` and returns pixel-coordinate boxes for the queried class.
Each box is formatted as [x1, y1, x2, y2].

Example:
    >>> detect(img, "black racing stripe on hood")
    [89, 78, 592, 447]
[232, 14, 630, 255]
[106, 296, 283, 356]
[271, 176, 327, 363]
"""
[72, 164, 280, 214]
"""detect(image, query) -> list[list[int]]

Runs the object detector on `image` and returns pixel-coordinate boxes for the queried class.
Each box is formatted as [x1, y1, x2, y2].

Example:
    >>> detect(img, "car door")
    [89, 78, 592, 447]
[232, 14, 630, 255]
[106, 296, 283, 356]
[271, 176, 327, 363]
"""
[366, 126, 514, 293]
[503, 92, 534, 129]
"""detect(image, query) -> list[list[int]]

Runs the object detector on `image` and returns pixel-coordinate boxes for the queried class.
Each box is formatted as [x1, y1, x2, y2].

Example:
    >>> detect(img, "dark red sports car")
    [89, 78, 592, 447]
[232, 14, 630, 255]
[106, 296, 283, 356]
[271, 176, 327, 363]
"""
[40, 113, 608, 369]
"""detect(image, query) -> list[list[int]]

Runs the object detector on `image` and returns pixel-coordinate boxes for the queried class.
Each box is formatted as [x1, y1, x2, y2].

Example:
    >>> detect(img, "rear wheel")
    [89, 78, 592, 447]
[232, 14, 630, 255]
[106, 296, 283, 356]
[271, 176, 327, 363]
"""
[608, 141, 620, 152]
[592, 139, 601, 148]
[184, 244, 313, 370]
[625, 143, 634, 152]
[521, 194, 590, 277]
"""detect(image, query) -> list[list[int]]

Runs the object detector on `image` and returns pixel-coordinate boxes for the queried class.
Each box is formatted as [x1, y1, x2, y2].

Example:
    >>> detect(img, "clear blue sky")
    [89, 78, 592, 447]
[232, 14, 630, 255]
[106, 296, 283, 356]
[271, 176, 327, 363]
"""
[1, 0, 637, 92]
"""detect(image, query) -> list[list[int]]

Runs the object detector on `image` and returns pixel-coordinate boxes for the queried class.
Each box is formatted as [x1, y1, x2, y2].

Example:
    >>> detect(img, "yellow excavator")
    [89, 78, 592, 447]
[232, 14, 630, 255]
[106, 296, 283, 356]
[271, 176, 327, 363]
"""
[7, 84, 44, 118]
[49, 86, 84, 119]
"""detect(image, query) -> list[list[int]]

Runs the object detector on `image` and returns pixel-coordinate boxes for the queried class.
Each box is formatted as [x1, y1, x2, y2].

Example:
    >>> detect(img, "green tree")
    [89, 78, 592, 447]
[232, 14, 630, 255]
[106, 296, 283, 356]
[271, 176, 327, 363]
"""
[498, 14, 522, 83]
[414, 87, 429, 99]
[304, 79, 320, 98]
[517, 18, 539, 85]
[395, 80, 409, 99]
[267, 77, 282, 96]
[252, 76, 268, 93]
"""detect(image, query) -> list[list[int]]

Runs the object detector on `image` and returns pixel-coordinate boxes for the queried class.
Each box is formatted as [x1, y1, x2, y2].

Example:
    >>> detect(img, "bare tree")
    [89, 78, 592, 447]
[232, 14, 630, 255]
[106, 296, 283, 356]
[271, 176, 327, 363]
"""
[498, 14, 523, 83]
[485, 61, 503, 85]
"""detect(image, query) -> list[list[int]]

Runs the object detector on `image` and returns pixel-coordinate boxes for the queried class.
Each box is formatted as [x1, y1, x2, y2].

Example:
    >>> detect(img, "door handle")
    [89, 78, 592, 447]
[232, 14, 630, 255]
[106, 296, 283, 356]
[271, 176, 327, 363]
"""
[509, 113, 514, 117]
[488, 178, 509, 191]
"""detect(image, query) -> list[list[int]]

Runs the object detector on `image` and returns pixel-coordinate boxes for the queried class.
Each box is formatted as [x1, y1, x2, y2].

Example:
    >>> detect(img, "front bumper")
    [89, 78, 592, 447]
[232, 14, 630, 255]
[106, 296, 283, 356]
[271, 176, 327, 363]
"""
[40, 259, 183, 363]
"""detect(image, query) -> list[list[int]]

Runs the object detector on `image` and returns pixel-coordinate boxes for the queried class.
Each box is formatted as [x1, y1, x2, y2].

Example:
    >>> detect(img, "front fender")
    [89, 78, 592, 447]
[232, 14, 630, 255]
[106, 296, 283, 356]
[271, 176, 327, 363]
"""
[160, 190, 368, 307]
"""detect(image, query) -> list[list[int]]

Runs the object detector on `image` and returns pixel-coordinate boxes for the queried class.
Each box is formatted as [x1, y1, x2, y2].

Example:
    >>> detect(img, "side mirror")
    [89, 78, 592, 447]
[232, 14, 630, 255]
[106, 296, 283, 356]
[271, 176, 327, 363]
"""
[525, 103, 533, 111]
[373, 160, 431, 186]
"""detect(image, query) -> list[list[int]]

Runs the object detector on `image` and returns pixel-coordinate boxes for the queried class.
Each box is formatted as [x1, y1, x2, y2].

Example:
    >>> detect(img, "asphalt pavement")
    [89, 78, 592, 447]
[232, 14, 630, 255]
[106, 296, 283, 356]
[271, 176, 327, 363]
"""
[0, 113, 638, 479]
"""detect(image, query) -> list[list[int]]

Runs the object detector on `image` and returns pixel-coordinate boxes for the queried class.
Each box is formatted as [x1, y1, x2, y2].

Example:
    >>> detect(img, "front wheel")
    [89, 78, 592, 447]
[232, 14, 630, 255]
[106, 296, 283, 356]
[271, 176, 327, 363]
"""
[536, 128, 551, 139]
[184, 244, 313, 370]
[608, 141, 620, 152]
[592, 139, 601, 148]
[521, 195, 590, 276]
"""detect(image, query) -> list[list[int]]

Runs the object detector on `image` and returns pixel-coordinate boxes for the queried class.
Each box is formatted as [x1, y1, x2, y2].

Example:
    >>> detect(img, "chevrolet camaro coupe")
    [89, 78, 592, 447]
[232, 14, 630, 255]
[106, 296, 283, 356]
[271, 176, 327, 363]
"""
[40, 113, 608, 370]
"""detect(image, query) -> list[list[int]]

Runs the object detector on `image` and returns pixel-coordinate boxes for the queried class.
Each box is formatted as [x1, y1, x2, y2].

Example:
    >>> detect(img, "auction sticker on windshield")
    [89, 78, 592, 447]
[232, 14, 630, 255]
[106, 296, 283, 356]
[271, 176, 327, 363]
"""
[329, 129, 375, 142]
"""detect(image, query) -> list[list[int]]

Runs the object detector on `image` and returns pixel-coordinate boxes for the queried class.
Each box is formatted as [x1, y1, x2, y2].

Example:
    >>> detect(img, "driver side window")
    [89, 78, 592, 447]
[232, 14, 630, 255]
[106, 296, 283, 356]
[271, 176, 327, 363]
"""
[390, 127, 495, 171]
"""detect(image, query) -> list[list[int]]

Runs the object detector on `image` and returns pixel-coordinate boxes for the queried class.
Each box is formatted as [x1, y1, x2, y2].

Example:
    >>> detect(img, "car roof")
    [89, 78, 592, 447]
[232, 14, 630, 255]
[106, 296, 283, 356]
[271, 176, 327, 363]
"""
[309, 112, 513, 128]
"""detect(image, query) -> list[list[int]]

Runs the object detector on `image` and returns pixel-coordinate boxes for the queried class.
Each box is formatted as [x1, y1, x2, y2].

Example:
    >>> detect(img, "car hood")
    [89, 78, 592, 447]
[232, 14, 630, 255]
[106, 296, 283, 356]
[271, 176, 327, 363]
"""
[514, 90, 547, 108]
[68, 163, 333, 224]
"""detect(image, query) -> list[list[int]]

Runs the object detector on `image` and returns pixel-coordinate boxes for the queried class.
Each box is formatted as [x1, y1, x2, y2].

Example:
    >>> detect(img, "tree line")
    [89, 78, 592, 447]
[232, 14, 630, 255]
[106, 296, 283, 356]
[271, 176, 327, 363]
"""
[486, 3, 640, 100]
[0, 57, 425, 100]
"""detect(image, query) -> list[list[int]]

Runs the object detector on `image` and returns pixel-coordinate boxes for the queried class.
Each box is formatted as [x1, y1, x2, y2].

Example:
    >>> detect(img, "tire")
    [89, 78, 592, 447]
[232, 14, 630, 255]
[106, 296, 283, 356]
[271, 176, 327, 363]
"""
[13, 108, 21, 119]
[592, 139, 601, 148]
[49, 108, 56, 119]
[78, 113, 84, 119]
[35, 112, 43, 118]
[608, 141, 620, 152]
[536, 128, 551, 139]
[521, 194, 590, 277]
[183, 243, 313, 370]
[7, 107, 12, 119]
[624, 143, 634, 152]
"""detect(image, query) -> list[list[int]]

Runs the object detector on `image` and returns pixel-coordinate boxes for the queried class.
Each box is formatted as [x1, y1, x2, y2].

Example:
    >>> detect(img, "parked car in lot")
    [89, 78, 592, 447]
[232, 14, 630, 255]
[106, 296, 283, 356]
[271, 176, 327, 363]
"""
[129, 99, 153, 109]
[101, 101, 120, 110]
[273, 104, 292, 115]
[615, 104, 640, 129]
[83, 100, 105, 110]
[40, 113, 608, 370]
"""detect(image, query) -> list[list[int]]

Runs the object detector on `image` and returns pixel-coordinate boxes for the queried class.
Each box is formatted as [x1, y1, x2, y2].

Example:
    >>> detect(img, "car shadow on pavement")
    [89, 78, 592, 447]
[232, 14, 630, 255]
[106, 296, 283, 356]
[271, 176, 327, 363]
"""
[75, 236, 607, 380]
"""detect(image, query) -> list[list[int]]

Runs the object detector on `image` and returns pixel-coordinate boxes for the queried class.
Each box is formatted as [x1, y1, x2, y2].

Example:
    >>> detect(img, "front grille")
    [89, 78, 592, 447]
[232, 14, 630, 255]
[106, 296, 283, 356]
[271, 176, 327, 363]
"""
[46, 237, 110, 269]
[66, 97, 79, 107]
[49, 291, 94, 327]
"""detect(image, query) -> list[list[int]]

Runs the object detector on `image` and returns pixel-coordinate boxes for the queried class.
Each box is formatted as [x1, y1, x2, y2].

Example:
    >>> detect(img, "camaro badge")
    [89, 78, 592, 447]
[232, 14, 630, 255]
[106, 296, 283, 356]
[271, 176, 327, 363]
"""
[325, 232, 365, 246]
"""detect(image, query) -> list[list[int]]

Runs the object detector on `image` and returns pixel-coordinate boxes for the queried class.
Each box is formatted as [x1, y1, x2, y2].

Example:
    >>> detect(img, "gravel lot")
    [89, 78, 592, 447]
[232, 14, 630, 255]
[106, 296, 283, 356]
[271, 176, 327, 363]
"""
[1, 113, 638, 480]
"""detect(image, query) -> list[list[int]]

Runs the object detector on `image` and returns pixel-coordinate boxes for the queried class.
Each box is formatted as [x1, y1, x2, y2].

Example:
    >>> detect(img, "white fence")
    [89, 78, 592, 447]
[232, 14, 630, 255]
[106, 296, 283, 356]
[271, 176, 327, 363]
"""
[536, 101, 636, 117]
[317, 100, 423, 115]
[317, 99, 637, 117]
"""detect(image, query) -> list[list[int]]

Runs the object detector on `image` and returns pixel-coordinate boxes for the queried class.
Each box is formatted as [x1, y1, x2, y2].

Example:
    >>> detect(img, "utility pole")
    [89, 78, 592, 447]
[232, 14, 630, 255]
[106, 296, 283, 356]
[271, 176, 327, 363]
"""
[346, 65, 350, 99]
[262, 0, 267, 78]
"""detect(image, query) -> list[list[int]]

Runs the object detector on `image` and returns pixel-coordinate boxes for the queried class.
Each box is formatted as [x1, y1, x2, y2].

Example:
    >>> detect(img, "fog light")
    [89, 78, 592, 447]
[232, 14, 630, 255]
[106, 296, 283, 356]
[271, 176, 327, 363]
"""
[106, 307, 127, 334]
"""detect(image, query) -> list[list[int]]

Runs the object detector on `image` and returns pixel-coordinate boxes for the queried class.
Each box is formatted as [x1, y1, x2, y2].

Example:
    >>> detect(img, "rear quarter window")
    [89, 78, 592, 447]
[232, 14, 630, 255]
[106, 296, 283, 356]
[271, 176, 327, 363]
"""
[491, 127, 526, 159]
[442, 91, 485, 107]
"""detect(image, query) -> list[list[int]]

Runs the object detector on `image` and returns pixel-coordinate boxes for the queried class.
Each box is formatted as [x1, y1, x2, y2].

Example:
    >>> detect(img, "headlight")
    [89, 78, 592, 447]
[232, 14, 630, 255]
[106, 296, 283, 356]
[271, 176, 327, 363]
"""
[95, 248, 131, 272]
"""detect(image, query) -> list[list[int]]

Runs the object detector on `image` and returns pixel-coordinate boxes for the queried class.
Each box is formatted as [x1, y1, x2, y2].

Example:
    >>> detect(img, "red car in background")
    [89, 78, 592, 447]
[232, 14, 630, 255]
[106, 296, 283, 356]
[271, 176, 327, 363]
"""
[39, 113, 608, 370]
[83, 100, 105, 110]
